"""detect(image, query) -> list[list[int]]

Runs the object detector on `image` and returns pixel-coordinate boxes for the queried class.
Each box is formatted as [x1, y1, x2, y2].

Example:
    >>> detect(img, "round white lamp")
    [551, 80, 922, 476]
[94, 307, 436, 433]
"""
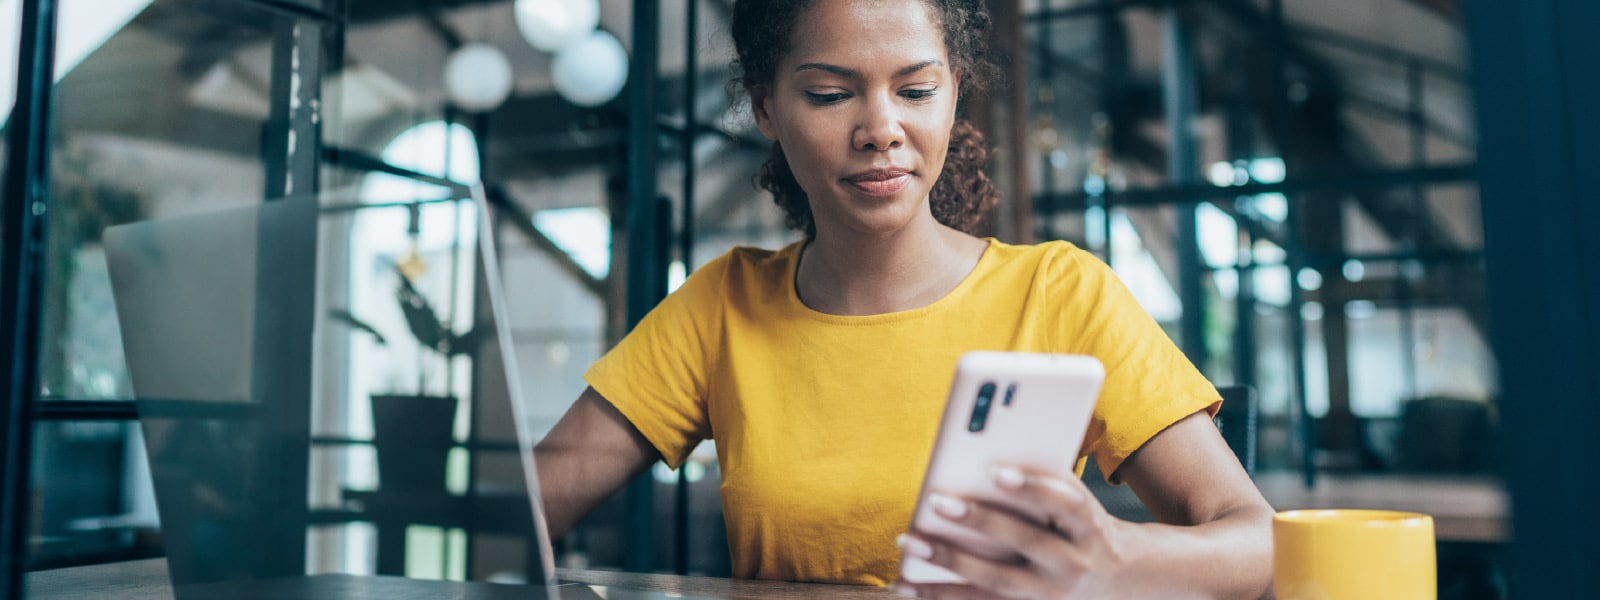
[443, 44, 514, 112]
[552, 30, 629, 107]
[514, 0, 600, 52]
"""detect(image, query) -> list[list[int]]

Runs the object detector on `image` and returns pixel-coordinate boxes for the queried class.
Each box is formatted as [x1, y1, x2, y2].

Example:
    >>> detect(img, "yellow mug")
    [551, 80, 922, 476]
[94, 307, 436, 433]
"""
[1273, 509, 1436, 600]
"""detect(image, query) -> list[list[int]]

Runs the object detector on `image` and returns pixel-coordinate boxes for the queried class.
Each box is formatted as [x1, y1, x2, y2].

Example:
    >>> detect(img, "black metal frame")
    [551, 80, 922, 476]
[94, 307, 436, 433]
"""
[3, 4, 355, 411]
[1263, 0, 1316, 489]
[621, 0, 664, 575]
[1034, 163, 1476, 211]
[0, 0, 348, 589]
[673, 0, 700, 577]
[1027, 0, 1485, 488]
[1162, 7, 1207, 369]
[1, 0, 60, 595]
[32, 401, 139, 422]
[254, 0, 340, 575]
[0, 0, 695, 584]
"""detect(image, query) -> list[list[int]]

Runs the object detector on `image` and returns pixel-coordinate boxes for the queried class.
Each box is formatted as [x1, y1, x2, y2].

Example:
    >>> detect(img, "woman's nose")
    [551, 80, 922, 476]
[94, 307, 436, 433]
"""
[852, 94, 906, 152]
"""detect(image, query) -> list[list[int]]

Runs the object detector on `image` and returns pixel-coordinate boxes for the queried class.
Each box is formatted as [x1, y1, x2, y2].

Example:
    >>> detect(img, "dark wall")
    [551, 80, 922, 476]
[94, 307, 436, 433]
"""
[1465, 0, 1600, 597]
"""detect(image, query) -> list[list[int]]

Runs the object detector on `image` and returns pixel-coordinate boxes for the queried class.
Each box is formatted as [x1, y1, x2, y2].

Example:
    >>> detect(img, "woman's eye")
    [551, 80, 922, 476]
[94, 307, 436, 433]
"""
[903, 89, 937, 101]
[804, 91, 848, 105]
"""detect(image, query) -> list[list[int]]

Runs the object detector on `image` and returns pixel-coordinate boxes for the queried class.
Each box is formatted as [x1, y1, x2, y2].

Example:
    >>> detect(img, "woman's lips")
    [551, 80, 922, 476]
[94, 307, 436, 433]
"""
[844, 170, 911, 197]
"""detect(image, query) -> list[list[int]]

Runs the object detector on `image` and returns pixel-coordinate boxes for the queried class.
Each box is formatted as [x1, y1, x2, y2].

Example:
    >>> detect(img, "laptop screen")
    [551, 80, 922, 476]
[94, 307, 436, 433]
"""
[105, 184, 563, 599]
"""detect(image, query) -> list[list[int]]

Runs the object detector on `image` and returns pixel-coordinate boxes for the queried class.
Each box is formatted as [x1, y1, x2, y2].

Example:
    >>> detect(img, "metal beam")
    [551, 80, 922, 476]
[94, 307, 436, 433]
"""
[32, 400, 139, 421]
[1290, 22, 1468, 82]
[255, 10, 332, 577]
[1, 0, 59, 592]
[1342, 91, 1473, 150]
[482, 186, 608, 299]
[1164, 8, 1207, 368]
[318, 147, 607, 298]
[622, 0, 663, 575]
[674, 0, 700, 576]
[1204, 0, 1467, 256]
[264, 18, 325, 200]
[1035, 163, 1476, 211]
[1026, 0, 1139, 23]
[237, 0, 344, 23]
[342, 0, 491, 25]
[1264, 0, 1315, 489]
[1226, 89, 1258, 391]
[422, 10, 463, 50]
[1403, 0, 1460, 21]
[323, 146, 470, 193]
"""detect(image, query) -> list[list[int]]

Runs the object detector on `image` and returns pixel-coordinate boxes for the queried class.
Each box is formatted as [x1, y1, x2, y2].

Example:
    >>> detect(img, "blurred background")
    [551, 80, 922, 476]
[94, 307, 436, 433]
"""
[0, 0, 1525, 598]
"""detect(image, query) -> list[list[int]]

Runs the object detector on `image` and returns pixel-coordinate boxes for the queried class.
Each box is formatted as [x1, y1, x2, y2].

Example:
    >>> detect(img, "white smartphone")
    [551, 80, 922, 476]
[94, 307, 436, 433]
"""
[900, 351, 1106, 584]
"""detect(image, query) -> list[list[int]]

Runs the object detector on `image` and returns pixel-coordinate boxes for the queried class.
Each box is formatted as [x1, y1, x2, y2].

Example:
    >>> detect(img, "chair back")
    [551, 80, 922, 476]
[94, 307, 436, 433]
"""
[1214, 385, 1259, 476]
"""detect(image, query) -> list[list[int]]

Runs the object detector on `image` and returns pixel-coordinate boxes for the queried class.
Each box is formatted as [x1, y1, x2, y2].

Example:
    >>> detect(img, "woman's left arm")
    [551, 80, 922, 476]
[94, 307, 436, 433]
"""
[896, 411, 1275, 600]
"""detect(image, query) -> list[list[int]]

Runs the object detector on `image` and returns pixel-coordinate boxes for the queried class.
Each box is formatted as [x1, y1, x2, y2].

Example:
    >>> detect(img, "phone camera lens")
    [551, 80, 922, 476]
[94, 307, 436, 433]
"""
[968, 382, 997, 432]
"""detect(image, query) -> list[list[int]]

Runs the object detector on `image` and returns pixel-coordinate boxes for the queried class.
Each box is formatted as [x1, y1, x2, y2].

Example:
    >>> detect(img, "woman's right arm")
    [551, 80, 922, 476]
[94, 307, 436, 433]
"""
[533, 386, 661, 538]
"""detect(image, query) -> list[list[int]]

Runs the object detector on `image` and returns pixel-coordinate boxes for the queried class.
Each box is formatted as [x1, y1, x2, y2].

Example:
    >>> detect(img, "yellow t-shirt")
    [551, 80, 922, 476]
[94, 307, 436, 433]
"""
[584, 238, 1220, 586]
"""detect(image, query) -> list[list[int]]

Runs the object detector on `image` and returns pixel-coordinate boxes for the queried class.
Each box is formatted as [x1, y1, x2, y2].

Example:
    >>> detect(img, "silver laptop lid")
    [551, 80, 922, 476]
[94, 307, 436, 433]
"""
[105, 184, 564, 600]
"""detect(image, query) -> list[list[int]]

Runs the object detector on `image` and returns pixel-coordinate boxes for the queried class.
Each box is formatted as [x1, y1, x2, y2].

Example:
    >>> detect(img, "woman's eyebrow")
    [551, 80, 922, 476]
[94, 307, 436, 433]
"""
[792, 59, 946, 78]
[894, 59, 944, 76]
[794, 63, 857, 77]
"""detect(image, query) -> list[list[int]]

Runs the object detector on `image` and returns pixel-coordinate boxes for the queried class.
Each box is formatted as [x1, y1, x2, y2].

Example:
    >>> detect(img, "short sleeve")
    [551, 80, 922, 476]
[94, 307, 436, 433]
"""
[1047, 247, 1221, 483]
[583, 255, 728, 468]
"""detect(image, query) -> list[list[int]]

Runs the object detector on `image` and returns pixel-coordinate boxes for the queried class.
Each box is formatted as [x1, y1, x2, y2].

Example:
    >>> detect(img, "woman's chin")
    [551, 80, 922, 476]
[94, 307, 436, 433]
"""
[819, 205, 934, 239]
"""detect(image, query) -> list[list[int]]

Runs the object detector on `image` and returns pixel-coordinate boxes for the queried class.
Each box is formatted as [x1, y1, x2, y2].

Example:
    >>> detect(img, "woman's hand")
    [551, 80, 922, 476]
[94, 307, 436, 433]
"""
[892, 413, 1277, 600]
[892, 465, 1147, 600]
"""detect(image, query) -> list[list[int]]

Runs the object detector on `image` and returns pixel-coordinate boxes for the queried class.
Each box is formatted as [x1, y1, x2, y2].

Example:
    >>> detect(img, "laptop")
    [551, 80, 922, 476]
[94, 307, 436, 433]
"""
[105, 184, 689, 599]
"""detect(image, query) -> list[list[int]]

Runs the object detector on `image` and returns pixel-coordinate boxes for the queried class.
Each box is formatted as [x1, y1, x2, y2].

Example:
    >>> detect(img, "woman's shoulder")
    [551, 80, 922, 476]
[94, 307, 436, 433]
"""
[677, 240, 802, 298]
[987, 237, 1081, 256]
[722, 241, 801, 270]
[711, 240, 800, 277]
[985, 238, 1100, 277]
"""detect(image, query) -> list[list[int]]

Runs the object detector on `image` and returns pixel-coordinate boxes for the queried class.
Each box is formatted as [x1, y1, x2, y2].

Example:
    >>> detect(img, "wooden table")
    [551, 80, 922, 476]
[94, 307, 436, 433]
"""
[557, 568, 899, 599]
[1254, 472, 1510, 543]
[26, 475, 1507, 598]
[26, 558, 899, 600]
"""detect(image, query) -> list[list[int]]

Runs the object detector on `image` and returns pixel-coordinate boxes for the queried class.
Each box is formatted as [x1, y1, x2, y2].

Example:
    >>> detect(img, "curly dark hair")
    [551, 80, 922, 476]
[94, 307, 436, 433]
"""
[731, 0, 1001, 238]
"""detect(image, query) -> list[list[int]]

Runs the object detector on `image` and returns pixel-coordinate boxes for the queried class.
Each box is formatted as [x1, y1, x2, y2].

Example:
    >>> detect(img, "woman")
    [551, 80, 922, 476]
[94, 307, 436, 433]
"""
[534, 0, 1275, 597]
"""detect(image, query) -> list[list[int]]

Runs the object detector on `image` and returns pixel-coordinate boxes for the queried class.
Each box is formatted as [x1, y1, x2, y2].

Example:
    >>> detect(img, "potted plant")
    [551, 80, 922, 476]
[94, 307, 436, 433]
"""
[333, 266, 482, 494]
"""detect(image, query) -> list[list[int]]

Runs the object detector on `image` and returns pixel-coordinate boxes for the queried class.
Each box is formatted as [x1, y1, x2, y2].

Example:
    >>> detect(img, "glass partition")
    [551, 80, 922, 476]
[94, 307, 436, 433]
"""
[27, 0, 346, 571]
[105, 186, 556, 595]
[41, 0, 306, 405]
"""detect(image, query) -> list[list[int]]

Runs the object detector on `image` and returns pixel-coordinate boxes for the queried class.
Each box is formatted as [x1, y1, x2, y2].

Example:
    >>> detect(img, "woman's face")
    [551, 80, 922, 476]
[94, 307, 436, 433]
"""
[753, 0, 958, 239]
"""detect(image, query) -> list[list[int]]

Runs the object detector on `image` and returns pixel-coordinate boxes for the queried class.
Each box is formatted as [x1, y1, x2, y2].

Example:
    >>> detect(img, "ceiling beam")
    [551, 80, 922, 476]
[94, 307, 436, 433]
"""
[344, 0, 498, 27]
[484, 184, 609, 299]
[1402, 0, 1461, 21]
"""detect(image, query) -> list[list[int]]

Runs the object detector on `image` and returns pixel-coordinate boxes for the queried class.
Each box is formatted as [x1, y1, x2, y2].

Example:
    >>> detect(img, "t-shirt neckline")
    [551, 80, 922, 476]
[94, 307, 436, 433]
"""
[783, 237, 1001, 325]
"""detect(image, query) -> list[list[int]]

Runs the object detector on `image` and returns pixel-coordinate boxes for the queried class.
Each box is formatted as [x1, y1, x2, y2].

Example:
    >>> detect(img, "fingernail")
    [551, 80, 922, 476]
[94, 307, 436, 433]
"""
[892, 582, 918, 597]
[1045, 477, 1085, 502]
[929, 493, 968, 519]
[990, 466, 1026, 489]
[897, 533, 934, 560]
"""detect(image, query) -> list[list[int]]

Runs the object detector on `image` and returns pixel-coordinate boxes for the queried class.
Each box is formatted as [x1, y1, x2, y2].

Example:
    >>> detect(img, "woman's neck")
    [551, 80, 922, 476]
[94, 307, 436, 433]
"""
[795, 215, 987, 316]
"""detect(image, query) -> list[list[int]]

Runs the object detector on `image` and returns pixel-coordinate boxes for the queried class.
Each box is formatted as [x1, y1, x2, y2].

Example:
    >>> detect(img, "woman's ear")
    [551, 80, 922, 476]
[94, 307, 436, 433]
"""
[751, 85, 779, 141]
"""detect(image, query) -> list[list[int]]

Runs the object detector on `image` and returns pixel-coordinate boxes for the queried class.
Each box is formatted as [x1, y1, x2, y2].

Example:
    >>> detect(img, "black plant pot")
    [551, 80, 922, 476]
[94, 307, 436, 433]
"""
[370, 394, 458, 493]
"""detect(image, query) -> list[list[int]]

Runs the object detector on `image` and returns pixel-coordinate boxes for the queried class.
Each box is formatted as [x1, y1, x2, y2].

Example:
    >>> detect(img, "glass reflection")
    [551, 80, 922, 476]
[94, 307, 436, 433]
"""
[104, 187, 555, 597]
